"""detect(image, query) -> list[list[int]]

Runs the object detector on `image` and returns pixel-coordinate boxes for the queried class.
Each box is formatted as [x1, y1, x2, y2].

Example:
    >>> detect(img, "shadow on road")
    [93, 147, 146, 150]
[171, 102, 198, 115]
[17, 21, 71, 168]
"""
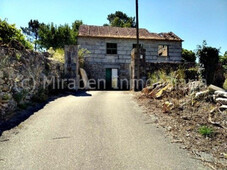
[0, 90, 92, 136]
[74, 90, 92, 97]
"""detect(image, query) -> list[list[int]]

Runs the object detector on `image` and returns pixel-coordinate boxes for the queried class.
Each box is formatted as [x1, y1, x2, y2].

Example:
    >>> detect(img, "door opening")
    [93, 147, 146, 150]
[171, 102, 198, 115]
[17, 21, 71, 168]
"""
[112, 69, 118, 89]
[105, 68, 118, 90]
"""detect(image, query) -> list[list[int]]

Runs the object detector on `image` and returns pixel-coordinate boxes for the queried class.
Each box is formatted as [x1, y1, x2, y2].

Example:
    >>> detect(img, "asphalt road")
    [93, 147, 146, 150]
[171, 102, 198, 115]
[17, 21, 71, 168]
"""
[0, 91, 208, 170]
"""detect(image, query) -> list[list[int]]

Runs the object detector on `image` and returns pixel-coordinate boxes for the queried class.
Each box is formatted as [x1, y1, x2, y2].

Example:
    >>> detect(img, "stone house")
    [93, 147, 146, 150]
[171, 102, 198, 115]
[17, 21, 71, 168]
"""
[77, 25, 183, 89]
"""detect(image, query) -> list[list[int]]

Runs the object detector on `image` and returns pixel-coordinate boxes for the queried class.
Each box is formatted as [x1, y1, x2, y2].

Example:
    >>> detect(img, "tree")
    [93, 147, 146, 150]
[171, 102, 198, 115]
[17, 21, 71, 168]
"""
[220, 51, 227, 72]
[21, 20, 40, 51]
[0, 19, 32, 49]
[105, 11, 136, 28]
[38, 20, 83, 50]
[197, 40, 220, 85]
[71, 20, 83, 43]
[182, 48, 196, 63]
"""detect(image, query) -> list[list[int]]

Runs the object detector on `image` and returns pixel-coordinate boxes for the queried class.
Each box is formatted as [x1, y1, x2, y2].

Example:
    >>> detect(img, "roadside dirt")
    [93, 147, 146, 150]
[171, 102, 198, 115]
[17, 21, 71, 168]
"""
[134, 92, 227, 170]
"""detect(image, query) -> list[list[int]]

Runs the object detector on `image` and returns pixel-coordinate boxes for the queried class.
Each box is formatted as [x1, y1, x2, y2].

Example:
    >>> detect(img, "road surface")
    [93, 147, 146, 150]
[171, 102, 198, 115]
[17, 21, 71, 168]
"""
[0, 91, 208, 170]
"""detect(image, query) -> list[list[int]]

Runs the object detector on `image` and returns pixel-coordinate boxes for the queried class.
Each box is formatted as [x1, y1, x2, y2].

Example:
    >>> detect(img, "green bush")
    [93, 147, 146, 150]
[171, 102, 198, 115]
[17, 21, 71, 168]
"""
[199, 126, 214, 137]
[182, 48, 196, 63]
[0, 19, 33, 49]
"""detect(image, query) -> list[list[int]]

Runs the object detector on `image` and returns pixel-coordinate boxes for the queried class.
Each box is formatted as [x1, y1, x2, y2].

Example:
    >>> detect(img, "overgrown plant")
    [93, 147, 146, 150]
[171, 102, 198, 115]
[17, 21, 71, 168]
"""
[78, 47, 90, 68]
[48, 47, 65, 63]
[0, 19, 33, 49]
[148, 69, 186, 87]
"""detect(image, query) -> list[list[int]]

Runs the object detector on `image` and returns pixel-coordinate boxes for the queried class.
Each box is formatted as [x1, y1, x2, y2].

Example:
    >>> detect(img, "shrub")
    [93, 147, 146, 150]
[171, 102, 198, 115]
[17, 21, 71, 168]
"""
[149, 69, 187, 86]
[223, 78, 227, 90]
[182, 48, 196, 63]
[199, 126, 214, 137]
[32, 88, 48, 103]
[13, 90, 27, 104]
[0, 19, 33, 49]
[185, 67, 199, 80]
[78, 48, 90, 68]
[197, 41, 220, 85]
[48, 47, 65, 63]
[220, 51, 227, 73]
[148, 70, 169, 84]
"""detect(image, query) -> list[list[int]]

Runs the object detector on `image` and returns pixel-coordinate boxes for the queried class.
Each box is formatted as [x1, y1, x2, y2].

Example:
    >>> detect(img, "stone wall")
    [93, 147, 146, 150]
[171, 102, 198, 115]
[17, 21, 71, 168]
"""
[0, 41, 64, 122]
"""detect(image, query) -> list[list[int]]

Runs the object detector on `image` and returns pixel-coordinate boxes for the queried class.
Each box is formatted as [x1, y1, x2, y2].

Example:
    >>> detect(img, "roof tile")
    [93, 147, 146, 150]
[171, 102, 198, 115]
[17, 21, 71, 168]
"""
[78, 25, 182, 41]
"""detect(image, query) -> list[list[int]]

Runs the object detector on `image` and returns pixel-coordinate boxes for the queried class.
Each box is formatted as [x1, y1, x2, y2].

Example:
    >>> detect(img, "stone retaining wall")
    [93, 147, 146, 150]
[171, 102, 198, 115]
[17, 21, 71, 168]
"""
[0, 41, 64, 122]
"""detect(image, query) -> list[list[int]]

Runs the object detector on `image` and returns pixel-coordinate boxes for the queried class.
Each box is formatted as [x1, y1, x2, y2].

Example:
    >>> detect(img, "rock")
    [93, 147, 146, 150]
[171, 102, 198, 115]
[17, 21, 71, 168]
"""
[162, 101, 174, 113]
[208, 85, 225, 93]
[152, 82, 162, 88]
[210, 107, 217, 113]
[9, 39, 25, 51]
[167, 126, 172, 131]
[148, 88, 159, 98]
[219, 105, 227, 110]
[2, 84, 10, 92]
[0, 79, 4, 85]
[0, 71, 3, 78]
[216, 98, 227, 105]
[188, 81, 205, 93]
[214, 90, 227, 98]
[155, 84, 172, 99]
[195, 90, 210, 99]
[142, 86, 153, 95]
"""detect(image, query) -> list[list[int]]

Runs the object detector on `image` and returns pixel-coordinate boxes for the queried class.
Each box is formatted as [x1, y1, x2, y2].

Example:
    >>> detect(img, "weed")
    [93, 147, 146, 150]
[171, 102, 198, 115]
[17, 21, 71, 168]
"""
[2, 93, 10, 100]
[15, 53, 21, 60]
[199, 126, 214, 137]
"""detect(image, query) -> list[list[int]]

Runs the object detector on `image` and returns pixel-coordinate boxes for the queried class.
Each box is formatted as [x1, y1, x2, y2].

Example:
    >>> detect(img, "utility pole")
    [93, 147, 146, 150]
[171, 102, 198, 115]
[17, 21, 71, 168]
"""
[136, 0, 139, 51]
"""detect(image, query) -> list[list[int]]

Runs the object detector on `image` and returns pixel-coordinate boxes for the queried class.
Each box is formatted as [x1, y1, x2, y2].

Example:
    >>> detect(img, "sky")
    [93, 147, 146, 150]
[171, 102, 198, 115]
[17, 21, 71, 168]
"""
[0, 0, 226, 54]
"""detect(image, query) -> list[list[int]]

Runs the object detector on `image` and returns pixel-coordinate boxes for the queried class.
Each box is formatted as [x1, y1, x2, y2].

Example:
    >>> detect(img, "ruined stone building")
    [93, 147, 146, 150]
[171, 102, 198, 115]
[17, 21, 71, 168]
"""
[77, 25, 183, 89]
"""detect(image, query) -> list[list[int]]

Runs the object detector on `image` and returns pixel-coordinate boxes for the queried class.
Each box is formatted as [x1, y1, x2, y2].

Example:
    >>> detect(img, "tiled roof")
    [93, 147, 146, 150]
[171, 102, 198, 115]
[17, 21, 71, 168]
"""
[78, 25, 182, 41]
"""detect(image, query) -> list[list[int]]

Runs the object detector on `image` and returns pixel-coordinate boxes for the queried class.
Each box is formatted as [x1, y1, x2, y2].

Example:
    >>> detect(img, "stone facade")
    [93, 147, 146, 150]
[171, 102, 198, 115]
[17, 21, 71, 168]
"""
[64, 45, 79, 78]
[78, 36, 182, 89]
